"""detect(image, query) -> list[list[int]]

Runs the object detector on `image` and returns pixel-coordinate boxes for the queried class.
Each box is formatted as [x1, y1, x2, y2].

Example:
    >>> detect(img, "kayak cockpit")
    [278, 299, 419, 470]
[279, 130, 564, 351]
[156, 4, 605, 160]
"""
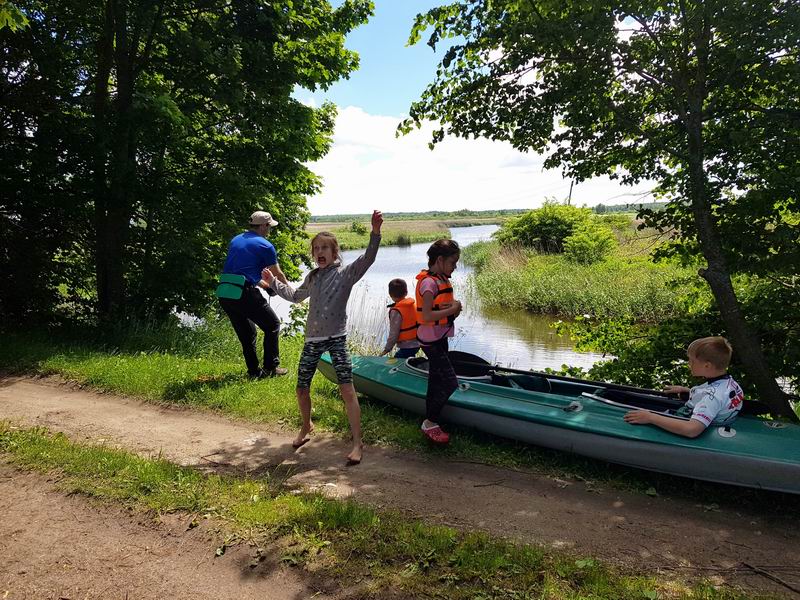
[405, 351, 770, 416]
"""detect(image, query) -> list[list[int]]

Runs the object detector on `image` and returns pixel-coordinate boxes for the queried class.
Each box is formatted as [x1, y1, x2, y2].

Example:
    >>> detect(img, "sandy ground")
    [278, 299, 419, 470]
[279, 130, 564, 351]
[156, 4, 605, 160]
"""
[0, 465, 349, 600]
[1, 375, 799, 598]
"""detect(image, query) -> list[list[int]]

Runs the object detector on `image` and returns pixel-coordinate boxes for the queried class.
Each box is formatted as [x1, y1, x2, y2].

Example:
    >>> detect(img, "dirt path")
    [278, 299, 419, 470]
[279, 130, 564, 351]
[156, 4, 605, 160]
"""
[2, 376, 800, 596]
[0, 463, 355, 600]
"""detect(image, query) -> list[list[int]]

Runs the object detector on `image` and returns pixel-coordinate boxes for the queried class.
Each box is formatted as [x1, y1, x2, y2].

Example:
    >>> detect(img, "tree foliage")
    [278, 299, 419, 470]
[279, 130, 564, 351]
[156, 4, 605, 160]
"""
[0, 1, 27, 30]
[494, 202, 590, 251]
[563, 224, 617, 265]
[1, 0, 372, 321]
[402, 0, 799, 417]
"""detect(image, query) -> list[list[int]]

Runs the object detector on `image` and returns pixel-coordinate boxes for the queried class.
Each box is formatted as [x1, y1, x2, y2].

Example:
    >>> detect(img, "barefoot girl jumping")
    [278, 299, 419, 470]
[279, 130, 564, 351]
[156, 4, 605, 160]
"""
[261, 211, 383, 464]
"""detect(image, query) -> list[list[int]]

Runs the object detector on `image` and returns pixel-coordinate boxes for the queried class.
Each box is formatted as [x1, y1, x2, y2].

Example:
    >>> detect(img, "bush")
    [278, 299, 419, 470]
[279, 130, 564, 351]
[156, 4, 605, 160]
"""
[350, 220, 368, 235]
[563, 225, 617, 264]
[494, 202, 590, 252]
[594, 213, 633, 231]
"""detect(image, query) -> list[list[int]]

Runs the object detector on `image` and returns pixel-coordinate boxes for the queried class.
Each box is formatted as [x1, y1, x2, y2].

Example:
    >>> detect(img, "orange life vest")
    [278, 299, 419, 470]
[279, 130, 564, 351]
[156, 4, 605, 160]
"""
[388, 297, 418, 342]
[415, 269, 455, 327]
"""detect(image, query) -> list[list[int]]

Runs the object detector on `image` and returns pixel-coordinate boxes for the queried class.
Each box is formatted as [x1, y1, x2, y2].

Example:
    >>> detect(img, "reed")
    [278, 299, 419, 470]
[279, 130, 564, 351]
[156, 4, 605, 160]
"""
[464, 241, 692, 322]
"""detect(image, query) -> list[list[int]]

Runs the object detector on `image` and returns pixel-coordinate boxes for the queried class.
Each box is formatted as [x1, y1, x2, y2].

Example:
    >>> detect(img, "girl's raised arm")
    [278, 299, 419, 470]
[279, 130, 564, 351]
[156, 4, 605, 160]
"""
[342, 210, 382, 284]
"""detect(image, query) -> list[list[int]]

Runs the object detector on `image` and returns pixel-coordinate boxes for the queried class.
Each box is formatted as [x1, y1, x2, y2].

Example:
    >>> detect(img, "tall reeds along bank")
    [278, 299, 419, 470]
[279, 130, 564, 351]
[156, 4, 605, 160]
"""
[462, 241, 691, 323]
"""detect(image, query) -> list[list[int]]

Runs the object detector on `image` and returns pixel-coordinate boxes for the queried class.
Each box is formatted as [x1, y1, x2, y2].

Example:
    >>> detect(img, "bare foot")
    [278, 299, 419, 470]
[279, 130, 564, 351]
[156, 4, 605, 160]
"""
[346, 444, 363, 466]
[292, 424, 314, 449]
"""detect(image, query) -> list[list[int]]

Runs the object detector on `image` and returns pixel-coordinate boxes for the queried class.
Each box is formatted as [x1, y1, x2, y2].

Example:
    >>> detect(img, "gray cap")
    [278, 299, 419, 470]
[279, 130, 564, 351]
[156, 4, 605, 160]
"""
[250, 211, 278, 227]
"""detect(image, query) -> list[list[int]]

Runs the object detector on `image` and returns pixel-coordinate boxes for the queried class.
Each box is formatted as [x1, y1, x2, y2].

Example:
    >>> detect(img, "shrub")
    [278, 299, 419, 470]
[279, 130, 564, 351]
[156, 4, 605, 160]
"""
[350, 220, 368, 235]
[563, 225, 617, 264]
[494, 201, 590, 252]
[594, 213, 633, 232]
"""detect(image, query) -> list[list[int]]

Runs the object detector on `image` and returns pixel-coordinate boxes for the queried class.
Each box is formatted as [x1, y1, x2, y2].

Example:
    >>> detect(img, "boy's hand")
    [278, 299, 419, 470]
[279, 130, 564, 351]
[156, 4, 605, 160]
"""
[663, 384, 690, 395]
[260, 267, 274, 285]
[623, 410, 655, 425]
[371, 210, 383, 234]
[451, 299, 462, 317]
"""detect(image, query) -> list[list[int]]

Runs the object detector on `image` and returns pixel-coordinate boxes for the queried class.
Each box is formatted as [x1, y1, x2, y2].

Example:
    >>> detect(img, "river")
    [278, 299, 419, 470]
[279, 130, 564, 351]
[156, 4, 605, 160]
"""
[268, 224, 604, 370]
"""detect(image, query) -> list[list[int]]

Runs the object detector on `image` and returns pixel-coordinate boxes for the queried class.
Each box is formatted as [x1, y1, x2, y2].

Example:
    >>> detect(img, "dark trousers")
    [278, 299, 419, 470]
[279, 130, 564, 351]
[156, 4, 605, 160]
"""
[421, 337, 458, 422]
[219, 287, 280, 375]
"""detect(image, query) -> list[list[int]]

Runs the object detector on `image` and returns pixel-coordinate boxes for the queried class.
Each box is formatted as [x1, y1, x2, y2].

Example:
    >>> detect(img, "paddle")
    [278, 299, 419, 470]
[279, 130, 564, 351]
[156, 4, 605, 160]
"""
[447, 350, 676, 398]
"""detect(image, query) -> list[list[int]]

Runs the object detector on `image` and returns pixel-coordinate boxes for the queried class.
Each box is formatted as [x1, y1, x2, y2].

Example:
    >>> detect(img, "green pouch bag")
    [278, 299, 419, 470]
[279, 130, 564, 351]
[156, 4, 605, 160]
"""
[216, 273, 247, 300]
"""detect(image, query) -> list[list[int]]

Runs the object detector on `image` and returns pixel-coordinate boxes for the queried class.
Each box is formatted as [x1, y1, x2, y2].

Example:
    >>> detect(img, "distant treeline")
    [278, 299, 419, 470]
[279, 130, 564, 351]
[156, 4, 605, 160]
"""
[309, 208, 529, 223]
[592, 201, 668, 214]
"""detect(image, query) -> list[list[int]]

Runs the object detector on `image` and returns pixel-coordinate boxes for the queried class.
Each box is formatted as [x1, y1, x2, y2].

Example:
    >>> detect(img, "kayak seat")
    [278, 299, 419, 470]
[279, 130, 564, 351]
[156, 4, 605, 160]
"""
[491, 372, 552, 393]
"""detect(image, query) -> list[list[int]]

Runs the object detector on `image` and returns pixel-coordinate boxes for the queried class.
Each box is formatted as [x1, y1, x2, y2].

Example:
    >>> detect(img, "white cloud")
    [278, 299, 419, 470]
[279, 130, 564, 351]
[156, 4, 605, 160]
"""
[308, 106, 654, 215]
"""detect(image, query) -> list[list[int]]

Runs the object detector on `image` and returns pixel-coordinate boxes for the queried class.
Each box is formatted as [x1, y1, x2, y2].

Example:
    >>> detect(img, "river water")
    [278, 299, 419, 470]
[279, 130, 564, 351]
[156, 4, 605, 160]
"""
[268, 224, 604, 371]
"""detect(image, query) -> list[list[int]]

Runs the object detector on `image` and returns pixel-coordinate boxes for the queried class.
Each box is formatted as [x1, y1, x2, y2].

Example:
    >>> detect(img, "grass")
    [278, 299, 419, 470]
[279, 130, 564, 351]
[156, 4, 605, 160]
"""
[307, 219, 461, 250]
[0, 423, 775, 600]
[462, 239, 693, 322]
[2, 318, 798, 517]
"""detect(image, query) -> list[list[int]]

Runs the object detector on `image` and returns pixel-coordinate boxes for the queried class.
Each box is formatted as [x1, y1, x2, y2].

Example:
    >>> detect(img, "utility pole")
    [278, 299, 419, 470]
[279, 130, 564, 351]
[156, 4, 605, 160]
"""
[567, 180, 574, 205]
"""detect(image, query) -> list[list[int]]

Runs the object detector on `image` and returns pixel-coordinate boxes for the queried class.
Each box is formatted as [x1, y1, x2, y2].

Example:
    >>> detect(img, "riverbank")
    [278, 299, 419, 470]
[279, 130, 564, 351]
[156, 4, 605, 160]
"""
[462, 237, 693, 322]
[1, 320, 795, 507]
[3, 381, 798, 599]
[306, 217, 504, 250]
[3, 318, 799, 596]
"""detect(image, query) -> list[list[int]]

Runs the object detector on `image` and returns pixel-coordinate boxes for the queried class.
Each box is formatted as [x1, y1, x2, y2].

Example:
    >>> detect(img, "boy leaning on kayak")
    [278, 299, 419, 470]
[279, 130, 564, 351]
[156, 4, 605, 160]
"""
[624, 336, 744, 437]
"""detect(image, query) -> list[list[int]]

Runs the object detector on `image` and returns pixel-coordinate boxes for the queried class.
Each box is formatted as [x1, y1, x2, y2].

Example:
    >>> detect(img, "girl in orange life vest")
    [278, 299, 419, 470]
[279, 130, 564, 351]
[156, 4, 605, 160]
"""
[380, 278, 421, 359]
[415, 239, 462, 444]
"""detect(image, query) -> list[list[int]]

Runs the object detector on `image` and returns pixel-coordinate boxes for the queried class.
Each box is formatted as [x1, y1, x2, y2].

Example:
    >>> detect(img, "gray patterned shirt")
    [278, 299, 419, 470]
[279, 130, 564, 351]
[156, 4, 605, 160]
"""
[270, 233, 381, 341]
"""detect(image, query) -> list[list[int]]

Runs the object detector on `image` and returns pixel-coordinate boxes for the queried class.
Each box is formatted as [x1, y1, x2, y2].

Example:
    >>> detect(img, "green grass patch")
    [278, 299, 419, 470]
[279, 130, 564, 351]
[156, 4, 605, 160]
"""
[2, 320, 797, 515]
[463, 241, 692, 322]
[307, 219, 455, 250]
[0, 423, 771, 600]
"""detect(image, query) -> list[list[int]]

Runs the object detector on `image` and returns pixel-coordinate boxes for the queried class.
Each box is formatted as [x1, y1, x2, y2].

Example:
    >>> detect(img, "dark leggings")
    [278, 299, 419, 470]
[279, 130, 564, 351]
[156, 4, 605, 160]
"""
[421, 337, 458, 422]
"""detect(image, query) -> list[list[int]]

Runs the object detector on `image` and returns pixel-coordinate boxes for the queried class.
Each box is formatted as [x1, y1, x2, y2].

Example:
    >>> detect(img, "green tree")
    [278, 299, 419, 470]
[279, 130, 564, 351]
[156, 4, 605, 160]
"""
[1, 0, 372, 321]
[495, 201, 590, 252]
[0, 1, 27, 30]
[401, 0, 799, 418]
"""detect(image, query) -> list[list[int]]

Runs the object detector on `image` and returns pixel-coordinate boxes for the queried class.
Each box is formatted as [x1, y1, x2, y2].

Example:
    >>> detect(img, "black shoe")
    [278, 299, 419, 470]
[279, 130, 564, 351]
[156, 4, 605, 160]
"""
[248, 369, 270, 380]
[266, 367, 288, 377]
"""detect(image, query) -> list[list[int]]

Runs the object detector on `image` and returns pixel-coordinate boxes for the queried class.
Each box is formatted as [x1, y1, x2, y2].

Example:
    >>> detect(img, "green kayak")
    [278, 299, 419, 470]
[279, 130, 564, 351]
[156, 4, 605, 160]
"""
[318, 351, 800, 494]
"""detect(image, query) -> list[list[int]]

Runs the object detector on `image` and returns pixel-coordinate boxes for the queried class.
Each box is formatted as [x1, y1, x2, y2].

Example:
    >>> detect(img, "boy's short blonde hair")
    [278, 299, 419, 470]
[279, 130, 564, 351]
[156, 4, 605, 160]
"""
[687, 336, 733, 370]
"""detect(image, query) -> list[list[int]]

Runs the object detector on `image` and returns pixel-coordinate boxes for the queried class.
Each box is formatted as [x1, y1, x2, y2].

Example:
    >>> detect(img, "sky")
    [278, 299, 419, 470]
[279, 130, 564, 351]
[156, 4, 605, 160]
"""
[299, 1, 655, 216]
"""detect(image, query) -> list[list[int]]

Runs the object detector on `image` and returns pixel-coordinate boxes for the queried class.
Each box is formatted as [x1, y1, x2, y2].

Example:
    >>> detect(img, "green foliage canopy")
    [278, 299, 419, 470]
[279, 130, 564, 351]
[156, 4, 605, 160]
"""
[1, 0, 373, 321]
[0, 1, 27, 30]
[494, 202, 590, 252]
[401, 0, 800, 416]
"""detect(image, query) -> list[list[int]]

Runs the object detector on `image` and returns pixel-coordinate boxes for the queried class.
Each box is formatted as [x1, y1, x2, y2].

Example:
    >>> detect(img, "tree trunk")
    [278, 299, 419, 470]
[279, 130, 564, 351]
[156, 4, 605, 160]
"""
[93, 0, 114, 317]
[101, 0, 136, 319]
[683, 22, 797, 419]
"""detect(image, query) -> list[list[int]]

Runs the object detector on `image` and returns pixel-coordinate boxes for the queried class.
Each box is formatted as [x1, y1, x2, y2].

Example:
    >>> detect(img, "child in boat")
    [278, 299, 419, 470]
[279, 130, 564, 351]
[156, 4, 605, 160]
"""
[416, 239, 463, 444]
[623, 336, 744, 438]
[380, 278, 421, 359]
[260, 210, 383, 465]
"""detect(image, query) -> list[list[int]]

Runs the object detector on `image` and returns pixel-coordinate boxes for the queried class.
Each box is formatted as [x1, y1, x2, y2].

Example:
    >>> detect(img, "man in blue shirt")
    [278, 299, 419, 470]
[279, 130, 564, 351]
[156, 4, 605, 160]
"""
[219, 211, 289, 378]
